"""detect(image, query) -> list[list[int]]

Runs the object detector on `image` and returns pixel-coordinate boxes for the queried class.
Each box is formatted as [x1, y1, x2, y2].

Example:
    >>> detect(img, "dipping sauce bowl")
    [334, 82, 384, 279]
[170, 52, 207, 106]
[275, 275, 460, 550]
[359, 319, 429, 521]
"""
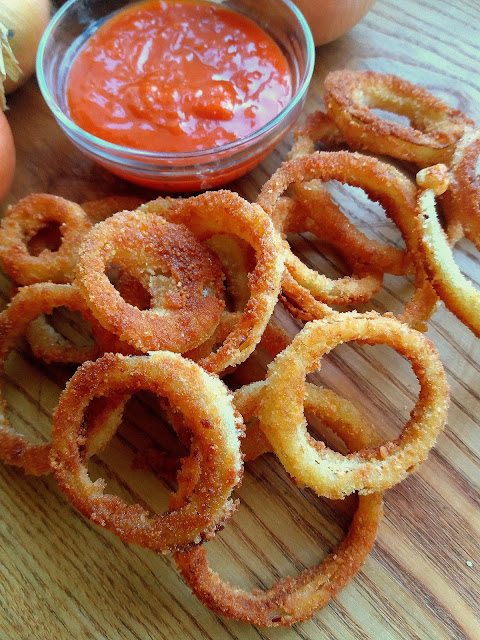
[37, 0, 314, 192]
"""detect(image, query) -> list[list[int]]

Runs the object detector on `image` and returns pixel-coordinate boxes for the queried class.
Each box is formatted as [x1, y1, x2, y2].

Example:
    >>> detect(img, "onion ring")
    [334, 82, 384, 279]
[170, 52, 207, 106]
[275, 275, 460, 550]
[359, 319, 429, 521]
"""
[257, 311, 449, 499]
[0, 193, 91, 285]
[174, 380, 383, 627]
[441, 128, 480, 249]
[274, 193, 385, 306]
[258, 152, 439, 330]
[50, 351, 244, 553]
[324, 70, 473, 167]
[415, 184, 480, 337]
[24, 290, 131, 364]
[138, 191, 284, 374]
[75, 209, 225, 353]
[287, 111, 410, 276]
[0, 283, 121, 474]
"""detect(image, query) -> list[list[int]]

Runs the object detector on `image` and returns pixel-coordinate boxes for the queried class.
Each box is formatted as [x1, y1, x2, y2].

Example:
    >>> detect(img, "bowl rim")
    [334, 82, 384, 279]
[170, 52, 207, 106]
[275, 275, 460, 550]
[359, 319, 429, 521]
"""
[36, 0, 315, 161]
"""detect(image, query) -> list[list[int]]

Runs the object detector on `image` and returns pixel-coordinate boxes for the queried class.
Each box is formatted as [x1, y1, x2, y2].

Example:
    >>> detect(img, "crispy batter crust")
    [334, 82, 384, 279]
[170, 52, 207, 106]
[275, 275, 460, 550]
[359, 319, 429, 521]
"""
[416, 187, 480, 337]
[441, 128, 480, 249]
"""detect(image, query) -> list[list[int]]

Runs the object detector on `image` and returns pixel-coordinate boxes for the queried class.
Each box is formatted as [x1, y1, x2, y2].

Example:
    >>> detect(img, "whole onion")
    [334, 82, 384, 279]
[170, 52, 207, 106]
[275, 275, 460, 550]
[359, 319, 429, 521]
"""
[0, 0, 51, 99]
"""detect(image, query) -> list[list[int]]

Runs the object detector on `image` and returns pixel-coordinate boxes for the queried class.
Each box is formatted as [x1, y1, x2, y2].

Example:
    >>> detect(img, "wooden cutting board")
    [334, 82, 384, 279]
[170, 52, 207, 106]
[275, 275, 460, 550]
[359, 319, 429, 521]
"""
[1, 1, 479, 639]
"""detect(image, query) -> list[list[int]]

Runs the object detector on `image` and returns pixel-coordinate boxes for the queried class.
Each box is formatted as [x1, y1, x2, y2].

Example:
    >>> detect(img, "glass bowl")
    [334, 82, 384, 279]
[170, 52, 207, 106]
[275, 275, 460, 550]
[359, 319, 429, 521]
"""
[37, 0, 314, 192]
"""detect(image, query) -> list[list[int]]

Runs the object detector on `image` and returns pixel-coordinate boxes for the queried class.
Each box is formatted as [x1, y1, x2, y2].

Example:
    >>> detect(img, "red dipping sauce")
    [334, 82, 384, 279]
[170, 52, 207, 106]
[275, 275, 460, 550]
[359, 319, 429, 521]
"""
[67, 0, 292, 156]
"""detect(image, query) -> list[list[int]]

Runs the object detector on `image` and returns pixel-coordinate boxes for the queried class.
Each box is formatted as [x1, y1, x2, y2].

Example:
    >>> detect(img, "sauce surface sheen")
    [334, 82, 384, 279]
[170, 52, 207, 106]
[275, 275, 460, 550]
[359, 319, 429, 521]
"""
[67, 0, 292, 153]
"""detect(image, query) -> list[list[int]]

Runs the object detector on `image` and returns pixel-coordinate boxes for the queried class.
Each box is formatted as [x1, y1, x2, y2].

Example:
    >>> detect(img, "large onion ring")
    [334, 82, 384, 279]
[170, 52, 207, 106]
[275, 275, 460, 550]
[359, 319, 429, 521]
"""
[50, 351, 244, 553]
[324, 70, 473, 167]
[138, 191, 284, 374]
[174, 381, 383, 627]
[257, 312, 449, 499]
[75, 210, 225, 353]
[0, 194, 92, 284]
[258, 152, 438, 330]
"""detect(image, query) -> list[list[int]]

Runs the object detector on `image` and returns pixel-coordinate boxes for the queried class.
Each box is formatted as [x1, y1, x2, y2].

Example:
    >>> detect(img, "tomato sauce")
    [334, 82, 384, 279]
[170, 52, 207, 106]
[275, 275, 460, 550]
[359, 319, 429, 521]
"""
[67, 0, 292, 154]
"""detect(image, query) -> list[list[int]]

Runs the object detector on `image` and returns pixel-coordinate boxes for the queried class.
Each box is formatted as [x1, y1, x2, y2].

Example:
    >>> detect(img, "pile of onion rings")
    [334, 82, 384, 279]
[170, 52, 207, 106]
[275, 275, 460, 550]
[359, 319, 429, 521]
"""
[3, 68, 480, 627]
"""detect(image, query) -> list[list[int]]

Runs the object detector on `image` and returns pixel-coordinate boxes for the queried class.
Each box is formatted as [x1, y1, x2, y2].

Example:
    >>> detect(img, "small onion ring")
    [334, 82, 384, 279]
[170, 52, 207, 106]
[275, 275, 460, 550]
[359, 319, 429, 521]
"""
[324, 70, 473, 167]
[257, 312, 449, 499]
[415, 186, 480, 337]
[174, 381, 383, 627]
[75, 210, 225, 353]
[50, 351, 244, 553]
[0, 283, 119, 475]
[138, 191, 284, 374]
[0, 194, 91, 285]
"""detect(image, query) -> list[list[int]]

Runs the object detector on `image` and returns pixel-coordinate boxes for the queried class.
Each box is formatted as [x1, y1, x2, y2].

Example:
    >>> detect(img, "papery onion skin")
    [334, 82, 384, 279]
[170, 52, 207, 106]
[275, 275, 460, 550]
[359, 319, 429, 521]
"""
[1, 0, 51, 95]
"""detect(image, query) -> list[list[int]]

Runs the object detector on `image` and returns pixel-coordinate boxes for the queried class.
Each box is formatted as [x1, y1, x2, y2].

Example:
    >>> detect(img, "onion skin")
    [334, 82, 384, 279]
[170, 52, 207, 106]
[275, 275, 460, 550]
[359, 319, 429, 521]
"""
[1, 0, 51, 95]
[0, 110, 15, 203]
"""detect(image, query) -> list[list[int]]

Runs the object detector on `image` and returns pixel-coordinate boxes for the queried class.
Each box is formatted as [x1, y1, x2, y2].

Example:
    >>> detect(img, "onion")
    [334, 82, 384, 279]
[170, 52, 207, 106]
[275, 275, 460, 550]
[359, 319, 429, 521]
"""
[292, 0, 377, 46]
[0, 109, 15, 202]
[0, 0, 51, 107]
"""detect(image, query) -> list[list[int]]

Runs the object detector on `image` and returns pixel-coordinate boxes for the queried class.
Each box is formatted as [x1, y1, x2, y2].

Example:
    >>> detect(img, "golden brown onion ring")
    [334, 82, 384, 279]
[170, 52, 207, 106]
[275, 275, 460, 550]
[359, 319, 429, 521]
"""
[174, 381, 383, 627]
[288, 110, 407, 275]
[324, 70, 473, 167]
[50, 351, 244, 553]
[138, 191, 284, 374]
[0, 194, 91, 285]
[257, 312, 449, 499]
[75, 210, 225, 353]
[258, 152, 438, 330]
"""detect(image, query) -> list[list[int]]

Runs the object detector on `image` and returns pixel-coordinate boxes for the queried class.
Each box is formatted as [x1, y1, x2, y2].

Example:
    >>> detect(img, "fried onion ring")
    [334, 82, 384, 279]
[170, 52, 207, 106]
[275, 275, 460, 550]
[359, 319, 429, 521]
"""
[273, 194, 385, 306]
[415, 185, 480, 337]
[138, 191, 284, 374]
[324, 70, 473, 167]
[50, 351, 244, 553]
[0, 194, 91, 285]
[258, 152, 438, 330]
[0, 283, 121, 474]
[75, 210, 225, 353]
[257, 312, 449, 499]
[287, 111, 410, 276]
[174, 380, 383, 627]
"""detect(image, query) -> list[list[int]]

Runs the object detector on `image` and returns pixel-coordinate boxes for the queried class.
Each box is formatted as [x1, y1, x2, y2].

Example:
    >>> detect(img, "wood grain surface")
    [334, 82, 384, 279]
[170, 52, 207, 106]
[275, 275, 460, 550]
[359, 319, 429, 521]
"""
[1, 1, 479, 639]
